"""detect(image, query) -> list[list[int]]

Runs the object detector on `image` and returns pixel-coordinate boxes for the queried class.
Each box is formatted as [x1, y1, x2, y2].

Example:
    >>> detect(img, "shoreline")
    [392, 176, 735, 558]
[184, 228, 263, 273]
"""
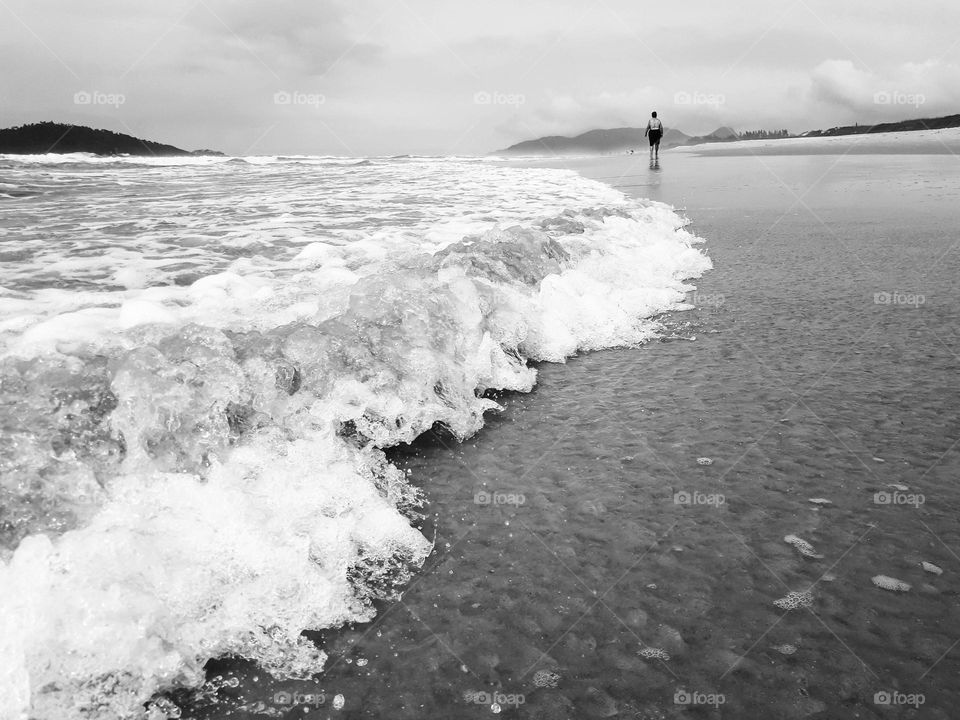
[260, 152, 960, 718]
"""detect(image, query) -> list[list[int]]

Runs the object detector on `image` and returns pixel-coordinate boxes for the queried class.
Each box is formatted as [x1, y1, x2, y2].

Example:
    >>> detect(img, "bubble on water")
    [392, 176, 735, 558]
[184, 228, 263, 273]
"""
[784, 534, 823, 559]
[532, 670, 560, 688]
[332, 694, 344, 710]
[696, 457, 713, 465]
[872, 575, 911, 592]
[637, 646, 670, 661]
[773, 590, 814, 610]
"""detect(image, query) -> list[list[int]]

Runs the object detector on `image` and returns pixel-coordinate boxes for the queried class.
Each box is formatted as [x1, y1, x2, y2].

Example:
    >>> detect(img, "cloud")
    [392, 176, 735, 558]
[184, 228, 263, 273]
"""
[810, 60, 880, 112]
[187, 0, 383, 77]
[809, 58, 960, 122]
[4, 0, 960, 154]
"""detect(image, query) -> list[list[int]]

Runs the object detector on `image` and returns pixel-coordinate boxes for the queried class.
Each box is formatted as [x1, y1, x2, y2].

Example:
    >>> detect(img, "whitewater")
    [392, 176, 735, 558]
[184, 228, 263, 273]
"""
[0, 154, 710, 719]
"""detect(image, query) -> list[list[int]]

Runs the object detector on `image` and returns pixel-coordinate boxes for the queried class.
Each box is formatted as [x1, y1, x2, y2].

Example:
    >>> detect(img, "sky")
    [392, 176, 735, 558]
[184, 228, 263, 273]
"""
[2, 0, 960, 156]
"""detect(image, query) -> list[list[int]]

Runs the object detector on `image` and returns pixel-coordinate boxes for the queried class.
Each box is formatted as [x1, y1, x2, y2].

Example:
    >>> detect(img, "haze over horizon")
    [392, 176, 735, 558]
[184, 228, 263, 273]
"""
[3, 0, 960, 156]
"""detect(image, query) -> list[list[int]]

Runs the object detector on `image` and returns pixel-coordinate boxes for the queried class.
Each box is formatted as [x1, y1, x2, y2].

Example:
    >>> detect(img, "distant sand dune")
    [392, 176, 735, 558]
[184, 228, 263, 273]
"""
[675, 126, 960, 155]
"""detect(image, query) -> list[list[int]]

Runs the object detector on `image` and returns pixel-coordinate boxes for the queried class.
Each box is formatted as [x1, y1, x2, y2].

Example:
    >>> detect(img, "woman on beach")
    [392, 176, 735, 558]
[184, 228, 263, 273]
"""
[645, 111, 663, 160]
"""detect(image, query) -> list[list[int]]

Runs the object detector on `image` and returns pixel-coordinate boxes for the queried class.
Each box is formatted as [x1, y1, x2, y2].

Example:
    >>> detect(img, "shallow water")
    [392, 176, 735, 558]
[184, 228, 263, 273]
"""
[0, 155, 711, 719]
[182, 153, 960, 719]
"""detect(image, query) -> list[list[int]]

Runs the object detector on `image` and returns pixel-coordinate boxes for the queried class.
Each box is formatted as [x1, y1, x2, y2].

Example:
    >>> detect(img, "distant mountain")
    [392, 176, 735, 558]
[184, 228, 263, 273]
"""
[0, 122, 224, 156]
[494, 125, 755, 155]
[496, 126, 691, 155]
[680, 126, 741, 146]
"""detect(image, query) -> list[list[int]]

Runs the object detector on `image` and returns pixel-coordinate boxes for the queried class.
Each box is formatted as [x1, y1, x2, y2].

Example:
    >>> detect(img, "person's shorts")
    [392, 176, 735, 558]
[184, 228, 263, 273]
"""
[649, 130, 662, 146]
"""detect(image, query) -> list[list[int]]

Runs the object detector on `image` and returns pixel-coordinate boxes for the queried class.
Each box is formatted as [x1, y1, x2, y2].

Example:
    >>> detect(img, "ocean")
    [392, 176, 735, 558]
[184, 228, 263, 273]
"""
[2, 150, 958, 719]
[0, 154, 710, 719]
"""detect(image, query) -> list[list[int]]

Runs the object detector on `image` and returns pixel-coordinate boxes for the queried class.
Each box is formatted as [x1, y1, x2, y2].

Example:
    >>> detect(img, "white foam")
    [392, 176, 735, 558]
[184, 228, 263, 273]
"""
[0, 157, 710, 720]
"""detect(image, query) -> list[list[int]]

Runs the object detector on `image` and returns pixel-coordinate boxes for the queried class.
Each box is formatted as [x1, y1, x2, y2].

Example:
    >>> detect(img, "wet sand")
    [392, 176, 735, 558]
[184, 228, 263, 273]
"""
[186, 152, 960, 719]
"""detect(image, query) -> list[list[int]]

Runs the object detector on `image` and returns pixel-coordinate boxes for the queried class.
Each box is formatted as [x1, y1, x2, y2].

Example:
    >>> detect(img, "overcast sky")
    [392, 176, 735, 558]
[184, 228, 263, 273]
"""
[2, 0, 959, 156]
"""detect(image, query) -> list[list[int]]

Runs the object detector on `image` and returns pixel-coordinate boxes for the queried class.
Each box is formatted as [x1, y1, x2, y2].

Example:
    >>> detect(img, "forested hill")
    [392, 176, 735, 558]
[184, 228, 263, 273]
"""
[806, 113, 960, 137]
[0, 122, 222, 156]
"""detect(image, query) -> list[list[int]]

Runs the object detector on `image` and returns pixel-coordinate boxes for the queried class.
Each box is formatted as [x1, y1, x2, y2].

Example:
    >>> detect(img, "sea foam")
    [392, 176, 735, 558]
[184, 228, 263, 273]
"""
[0, 155, 711, 719]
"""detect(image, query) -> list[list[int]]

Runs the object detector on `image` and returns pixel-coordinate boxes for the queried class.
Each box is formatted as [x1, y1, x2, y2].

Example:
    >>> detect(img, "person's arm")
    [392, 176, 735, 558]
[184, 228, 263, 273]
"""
[644, 121, 649, 136]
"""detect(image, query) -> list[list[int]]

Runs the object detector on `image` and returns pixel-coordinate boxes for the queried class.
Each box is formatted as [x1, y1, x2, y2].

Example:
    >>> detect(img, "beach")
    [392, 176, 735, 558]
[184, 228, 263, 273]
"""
[230, 151, 959, 719]
[5, 0, 960, 716]
[1, 149, 958, 719]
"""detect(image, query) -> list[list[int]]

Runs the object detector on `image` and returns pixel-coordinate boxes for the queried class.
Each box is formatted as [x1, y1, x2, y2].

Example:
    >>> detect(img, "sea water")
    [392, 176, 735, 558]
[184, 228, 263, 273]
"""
[0, 154, 710, 719]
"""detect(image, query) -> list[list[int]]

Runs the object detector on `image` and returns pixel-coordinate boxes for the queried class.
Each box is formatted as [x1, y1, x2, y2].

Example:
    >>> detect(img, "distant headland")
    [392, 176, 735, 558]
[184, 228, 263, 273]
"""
[494, 112, 960, 155]
[0, 122, 224, 156]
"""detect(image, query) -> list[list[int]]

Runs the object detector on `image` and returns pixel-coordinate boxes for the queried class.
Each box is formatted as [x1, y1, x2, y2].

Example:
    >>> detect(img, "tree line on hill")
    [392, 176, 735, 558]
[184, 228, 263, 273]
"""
[0, 122, 222, 156]
[737, 129, 790, 140]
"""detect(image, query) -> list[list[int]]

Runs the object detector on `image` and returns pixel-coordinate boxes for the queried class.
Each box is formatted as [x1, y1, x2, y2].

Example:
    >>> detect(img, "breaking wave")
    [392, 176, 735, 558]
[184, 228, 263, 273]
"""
[0, 155, 710, 719]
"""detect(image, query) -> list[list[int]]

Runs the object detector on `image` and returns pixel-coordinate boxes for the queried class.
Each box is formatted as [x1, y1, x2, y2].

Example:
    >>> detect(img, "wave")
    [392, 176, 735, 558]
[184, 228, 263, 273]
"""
[0, 166, 710, 719]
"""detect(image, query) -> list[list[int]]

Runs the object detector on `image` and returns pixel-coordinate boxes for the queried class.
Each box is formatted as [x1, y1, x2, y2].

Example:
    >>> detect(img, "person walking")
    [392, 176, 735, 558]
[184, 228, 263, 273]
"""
[644, 111, 663, 160]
